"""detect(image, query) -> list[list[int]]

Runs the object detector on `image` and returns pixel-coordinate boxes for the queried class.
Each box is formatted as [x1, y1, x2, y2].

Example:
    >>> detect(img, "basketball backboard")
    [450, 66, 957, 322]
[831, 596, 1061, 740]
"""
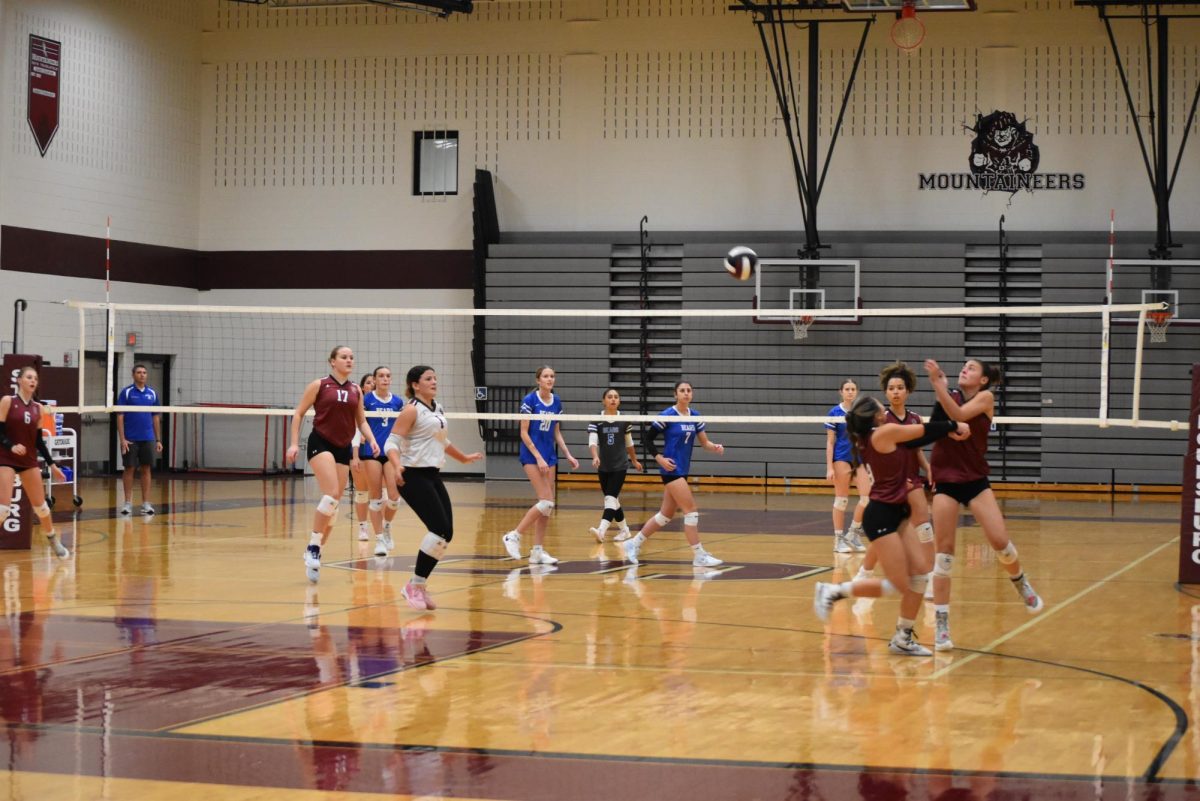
[1108, 259, 1200, 328]
[753, 259, 861, 325]
[842, 0, 975, 8]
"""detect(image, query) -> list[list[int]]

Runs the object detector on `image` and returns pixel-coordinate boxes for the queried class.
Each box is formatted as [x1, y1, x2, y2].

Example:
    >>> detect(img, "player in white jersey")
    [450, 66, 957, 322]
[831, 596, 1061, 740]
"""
[384, 365, 483, 611]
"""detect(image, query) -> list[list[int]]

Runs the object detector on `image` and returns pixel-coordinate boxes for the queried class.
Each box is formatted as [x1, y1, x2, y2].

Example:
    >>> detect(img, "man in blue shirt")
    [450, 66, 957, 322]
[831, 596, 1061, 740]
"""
[116, 364, 162, 515]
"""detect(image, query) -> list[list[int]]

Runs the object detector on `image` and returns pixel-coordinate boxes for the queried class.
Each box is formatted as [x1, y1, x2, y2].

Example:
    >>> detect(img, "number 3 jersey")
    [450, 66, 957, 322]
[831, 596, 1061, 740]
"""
[653, 406, 705, 479]
[519, 391, 562, 466]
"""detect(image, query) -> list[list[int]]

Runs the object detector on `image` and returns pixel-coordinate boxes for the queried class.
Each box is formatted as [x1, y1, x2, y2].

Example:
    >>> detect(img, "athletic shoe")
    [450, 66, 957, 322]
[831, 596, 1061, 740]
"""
[401, 581, 428, 611]
[1014, 575, 1044, 614]
[47, 534, 69, 559]
[934, 610, 953, 651]
[381, 531, 394, 551]
[833, 533, 853, 554]
[119, 502, 132, 516]
[845, 528, 866, 552]
[813, 582, 839, 622]
[888, 627, 932, 657]
[622, 537, 641, 565]
[502, 531, 522, 560]
[692, 549, 723, 568]
[529, 546, 558, 565]
[614, 526, 632, 542]
[589, 526, 605, 543]
[854, 567, 874, 582]
[357, 523, 370, 541]
[373, 537, 388, 558]
[304, 545, 321, 583]
[141, 503, 155, 516]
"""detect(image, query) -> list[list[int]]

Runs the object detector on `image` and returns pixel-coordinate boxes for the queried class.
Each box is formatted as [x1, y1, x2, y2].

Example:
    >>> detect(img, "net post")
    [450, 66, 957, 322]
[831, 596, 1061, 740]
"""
[1132, 308, 1147, 423]
[105, 304, 115, 412]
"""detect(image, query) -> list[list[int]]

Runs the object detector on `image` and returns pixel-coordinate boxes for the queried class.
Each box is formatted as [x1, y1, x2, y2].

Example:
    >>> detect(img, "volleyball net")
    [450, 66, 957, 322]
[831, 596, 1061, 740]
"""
[59, 299, 1189, 478]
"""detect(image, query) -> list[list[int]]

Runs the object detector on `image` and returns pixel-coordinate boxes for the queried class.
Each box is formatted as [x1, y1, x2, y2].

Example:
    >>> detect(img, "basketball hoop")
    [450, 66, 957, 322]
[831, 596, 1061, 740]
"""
[791, 315, 814, 340]
[1147, 309, 1172, 343]
[891, 1, 925, 52]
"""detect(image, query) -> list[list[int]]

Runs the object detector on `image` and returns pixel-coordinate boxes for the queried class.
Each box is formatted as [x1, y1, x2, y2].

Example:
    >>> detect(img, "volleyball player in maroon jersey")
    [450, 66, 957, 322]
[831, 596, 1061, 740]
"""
[813, 394, 966, 656]
[923, 358, 1044, 652]
[0, 366, 69, 559]
[287, 346, 380, 583]
[855, 362, 934, 592]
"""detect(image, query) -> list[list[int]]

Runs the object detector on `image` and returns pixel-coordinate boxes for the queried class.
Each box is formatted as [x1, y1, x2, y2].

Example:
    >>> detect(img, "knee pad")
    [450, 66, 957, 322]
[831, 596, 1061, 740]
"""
[419, 532, 449, 559]
[832, 496, 849, 511]
[933, 552, 954, 578]
[908, 574, 929, 596]
[916, 522, 934, 544]
[653, 512, 672, 527]
[385, 497, 401, 511]
[996, 542, 1018, 565]
[683, 511, 699, 527]
[354, 490, 368, 506]
[603, 495, 620, 512]
[368, 498, 384, 512]
[879, 580, 899, 597]
[33, 502, 50, 519]
[535, 499, 555, 517]
[316, 495, 339, 516]
[855, 497, 869, 512]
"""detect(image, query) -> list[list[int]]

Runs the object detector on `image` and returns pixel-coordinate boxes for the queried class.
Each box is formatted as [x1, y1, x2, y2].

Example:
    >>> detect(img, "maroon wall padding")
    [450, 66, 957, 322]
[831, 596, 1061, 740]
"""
[1, 226, 473, 290]
[1179, 363, 1200, 584]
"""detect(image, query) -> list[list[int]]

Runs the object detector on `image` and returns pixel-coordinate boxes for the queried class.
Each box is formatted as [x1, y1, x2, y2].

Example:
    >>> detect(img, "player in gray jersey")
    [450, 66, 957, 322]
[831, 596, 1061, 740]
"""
[587, 389, 643, 542]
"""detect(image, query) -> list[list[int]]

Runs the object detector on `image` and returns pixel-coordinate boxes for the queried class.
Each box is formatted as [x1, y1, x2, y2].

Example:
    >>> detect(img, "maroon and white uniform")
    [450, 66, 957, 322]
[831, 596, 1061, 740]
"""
[886, 407, 925, 488]
[930, 389, 990, 484]
[0, 395, 41, 470]
[862, 431, 911, 506]
[312, 377, 362, 447]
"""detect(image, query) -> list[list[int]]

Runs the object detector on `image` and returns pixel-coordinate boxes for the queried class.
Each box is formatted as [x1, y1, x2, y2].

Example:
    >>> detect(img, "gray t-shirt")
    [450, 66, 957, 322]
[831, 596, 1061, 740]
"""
[588, 415, 634, 471]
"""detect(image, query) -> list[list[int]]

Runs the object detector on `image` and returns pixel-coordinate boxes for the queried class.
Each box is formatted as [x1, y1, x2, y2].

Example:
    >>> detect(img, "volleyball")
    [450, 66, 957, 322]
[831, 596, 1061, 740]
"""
[725, 246, 757, 281]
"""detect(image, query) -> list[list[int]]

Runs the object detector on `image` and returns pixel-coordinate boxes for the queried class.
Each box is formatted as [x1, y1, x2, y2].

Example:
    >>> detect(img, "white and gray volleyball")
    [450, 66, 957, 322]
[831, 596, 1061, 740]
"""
[724, 246, 757, 281]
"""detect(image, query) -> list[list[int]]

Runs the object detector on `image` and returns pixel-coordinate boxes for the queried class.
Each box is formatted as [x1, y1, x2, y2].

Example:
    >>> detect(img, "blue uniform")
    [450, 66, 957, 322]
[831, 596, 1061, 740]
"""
[825, 403, 852, 464]
[519, 391, 562, 466]
[359, 391, 403, 459]
[654, 406, 705, 480]
[117, 384, 159, 441]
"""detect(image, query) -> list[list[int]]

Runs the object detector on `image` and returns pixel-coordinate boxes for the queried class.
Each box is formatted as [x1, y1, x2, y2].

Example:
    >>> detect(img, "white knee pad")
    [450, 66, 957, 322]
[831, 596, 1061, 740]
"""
[419, 532, 448, 560]
[535, 499, 555, 517]
[879, 580, 899, 596]
[908, 574, 929, 596]
[33, 502, 51, 520]
[368, 498, 384, 512]
[653, 512, 672, 527]
[855, 497, 869, 512]
[683, 511, 699, 527]
[603, 495, 620, 512]
[916, 522, 934, 544]
[354, 490, 369, 506]
[832, 496, 849, 511]
[385, 497, 401, 511]
[997, 542, 1018, 565]
[933, 552, 954, 578]
[316, 495, 339, 516]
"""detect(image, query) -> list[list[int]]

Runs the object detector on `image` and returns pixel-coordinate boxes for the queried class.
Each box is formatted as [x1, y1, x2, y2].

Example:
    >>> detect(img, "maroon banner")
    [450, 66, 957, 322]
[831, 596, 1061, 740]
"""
[27, 35, 61, 157]
[1180, 364, 1200, 584]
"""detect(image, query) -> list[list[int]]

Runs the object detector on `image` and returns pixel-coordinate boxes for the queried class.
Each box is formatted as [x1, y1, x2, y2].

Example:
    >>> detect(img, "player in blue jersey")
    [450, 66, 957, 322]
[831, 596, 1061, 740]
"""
[502, 366, 579, 565]
[360, 367, 405, 557]
[350, 373, 377, 544]
[622, 381, 725, 569]
[825, 378, 869, 554]
[116, 364, 162, 516]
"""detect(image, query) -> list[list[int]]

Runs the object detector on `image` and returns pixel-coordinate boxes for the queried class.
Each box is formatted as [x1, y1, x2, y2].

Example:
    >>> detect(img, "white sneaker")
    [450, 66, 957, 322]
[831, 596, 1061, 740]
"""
[357, 523, 370, 541]
[613, 527, 632, 542]
[1014, 575, 1044, 614]
[374, 536, 388, 557]
[846, 527, 866, 552]
[140, 502, 155, 516]
[47, 534, 69, 559]
[692, 549, 722, 568]
[119, 502, 132, 516]
[934, 610, 953, 651]
[381, 531, 394, 551]
[529, 546, 558, 565]
[813, 582, 840, 622]
[589, 526, 605, 543]
[622, 537, 641, 565]
[304, 545, 321, 583]
[833, 533, 853, 554]
[502, 531, 522, 560]
[888, 627, 932, 657]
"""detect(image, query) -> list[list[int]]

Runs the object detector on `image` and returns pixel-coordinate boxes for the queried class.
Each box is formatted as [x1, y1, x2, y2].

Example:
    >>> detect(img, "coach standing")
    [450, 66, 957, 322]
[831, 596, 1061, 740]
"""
[117, 364, 162, 516]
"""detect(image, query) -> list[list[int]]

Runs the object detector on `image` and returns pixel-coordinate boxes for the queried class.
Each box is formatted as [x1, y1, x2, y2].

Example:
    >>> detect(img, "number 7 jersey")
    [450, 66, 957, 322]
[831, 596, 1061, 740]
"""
[653, 405, 705, 479]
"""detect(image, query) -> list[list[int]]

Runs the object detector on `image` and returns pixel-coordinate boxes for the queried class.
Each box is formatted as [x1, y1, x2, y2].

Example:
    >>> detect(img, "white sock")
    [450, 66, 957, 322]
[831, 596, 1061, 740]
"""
[837, 581, 853, 597]
[597, 519, 611, 535]
[309, 532, 322, 548]
[897, 617, 915, 632]
[854, 566, 873, 580]
[632, 532, 646, 546]
[834, 529, 844, 537]
[935, 604, 949, 614]
[410, 575, 426, 585]
[690, 543, 704, 554]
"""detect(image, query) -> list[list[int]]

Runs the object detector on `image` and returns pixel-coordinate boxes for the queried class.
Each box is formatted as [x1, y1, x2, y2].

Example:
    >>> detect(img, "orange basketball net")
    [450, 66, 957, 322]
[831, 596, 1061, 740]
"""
[1147, 309, 1172, 342]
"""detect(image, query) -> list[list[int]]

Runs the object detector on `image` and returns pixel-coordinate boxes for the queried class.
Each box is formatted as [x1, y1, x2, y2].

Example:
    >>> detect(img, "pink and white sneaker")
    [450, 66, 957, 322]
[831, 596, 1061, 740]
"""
[402, 581, 433, 611]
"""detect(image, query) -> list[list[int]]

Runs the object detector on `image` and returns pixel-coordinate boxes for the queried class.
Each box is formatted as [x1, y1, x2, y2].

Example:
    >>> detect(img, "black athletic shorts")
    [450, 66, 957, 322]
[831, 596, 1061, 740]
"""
[661, 473, 687, 485]
[124, 440, 156, 469]
[862, 500, 911, 542]
[597, 469, 627, 498]
[308, 430, 352, 466]
[934, 477, 991, 506]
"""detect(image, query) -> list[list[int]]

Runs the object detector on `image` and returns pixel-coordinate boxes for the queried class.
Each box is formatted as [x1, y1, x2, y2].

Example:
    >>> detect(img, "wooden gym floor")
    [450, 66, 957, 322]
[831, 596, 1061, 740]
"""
[1, 475, 1197, 800]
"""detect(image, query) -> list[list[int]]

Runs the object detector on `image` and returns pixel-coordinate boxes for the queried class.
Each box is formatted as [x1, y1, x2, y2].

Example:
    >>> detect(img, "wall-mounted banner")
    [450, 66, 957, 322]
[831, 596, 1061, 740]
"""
[919, 109, 1085, 194]
[28, 35, 61, 157]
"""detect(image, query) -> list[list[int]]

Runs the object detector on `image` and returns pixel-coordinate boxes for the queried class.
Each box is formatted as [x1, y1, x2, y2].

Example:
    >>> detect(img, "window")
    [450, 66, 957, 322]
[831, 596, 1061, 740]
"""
[413, 130, 459, 196]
